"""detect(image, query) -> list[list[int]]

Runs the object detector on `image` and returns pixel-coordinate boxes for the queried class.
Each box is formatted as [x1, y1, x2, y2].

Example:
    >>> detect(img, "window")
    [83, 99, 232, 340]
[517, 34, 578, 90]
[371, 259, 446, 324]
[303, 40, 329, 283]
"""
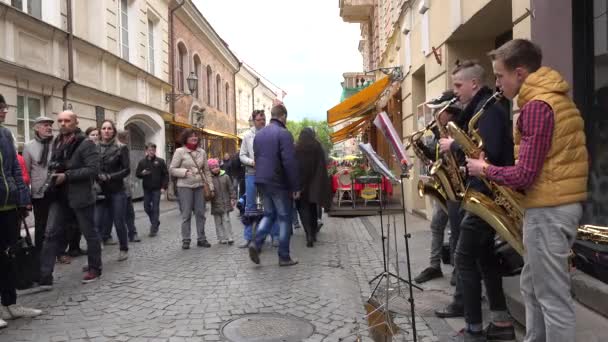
[16, 95, 42, 144]
[193, 56, 201, 98]
[119, 0, 129, 60]
[216, 75, 221, 110]
[148, 19, 155, 74]
[225, 83, 230, 114]
[206, 66, 213, 105]
[177, 43, 187, 92]
[11, 0, 41, 19]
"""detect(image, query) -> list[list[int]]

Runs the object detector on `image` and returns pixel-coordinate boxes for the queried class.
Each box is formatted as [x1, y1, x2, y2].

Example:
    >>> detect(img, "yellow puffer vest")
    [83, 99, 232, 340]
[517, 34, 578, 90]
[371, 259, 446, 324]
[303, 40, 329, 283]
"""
[515, 66, 588, 208]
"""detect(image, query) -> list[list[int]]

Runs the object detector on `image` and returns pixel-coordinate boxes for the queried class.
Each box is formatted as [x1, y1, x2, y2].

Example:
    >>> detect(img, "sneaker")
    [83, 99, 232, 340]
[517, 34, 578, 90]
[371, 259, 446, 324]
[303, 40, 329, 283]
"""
[238, 240, 250, 248]
[103, 238, 118, 246]
[485, 323, 515, 341]
[129, 234, 141, 243]
[279, 257, 299, 267]
[227, 239, 234, 245]
[117, 251, 128, 261]
[1, 305, 42, 319]
[182, 241, 190, 249]
[219, 240, 228, 245]
[197, 240, 211, 248]
[82, 271, 100, 284]
[272, 239, 279, 248]
[248, 245, 260, 264]
[0, 318, 6, 329]
[449, 329, 486, 342]
[435, 303, 464, 318]
[414, 267, 443, 284]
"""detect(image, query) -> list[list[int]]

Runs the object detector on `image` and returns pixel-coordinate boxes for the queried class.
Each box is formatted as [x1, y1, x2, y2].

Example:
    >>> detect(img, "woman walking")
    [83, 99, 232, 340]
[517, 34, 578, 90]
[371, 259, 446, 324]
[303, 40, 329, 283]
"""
[97, 120, 131, 261]
[169, 129, 214, 249]
[295, 128, 331, 247]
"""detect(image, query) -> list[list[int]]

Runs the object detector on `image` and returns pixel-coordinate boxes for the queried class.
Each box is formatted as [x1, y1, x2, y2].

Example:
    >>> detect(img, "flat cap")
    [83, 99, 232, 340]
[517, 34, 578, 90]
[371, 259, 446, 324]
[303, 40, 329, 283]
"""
[34, 116, 54, 124]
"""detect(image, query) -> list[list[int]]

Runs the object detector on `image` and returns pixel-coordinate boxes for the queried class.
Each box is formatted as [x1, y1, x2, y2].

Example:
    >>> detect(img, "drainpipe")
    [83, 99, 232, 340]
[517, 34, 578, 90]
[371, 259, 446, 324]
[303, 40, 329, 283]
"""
[62, 0, 74, 109]
[232, 62, 242, 140]
[169, 0, 186, 115]
[252, 77, 260, 111]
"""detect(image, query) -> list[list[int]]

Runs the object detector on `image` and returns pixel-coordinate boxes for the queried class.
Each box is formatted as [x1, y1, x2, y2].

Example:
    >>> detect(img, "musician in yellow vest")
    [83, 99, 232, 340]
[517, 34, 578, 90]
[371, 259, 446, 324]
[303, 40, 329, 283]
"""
[467, 39, 588, 342]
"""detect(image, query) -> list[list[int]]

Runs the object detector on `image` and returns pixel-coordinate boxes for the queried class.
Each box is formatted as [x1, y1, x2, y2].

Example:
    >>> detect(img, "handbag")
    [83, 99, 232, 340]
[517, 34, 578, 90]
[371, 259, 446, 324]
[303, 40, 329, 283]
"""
[8, 218, 40, 290]
[188, 151, 215, 201]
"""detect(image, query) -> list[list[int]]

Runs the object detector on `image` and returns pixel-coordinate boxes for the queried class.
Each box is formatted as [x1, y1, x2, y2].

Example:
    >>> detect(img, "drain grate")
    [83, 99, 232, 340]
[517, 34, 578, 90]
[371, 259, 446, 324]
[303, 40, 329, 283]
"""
[221, 313, 315, 342]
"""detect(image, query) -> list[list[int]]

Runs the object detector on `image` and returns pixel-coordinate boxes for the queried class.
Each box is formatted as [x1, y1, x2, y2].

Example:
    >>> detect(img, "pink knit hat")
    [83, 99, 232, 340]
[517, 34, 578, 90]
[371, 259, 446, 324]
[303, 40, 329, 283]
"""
[208, 158, 220, 168]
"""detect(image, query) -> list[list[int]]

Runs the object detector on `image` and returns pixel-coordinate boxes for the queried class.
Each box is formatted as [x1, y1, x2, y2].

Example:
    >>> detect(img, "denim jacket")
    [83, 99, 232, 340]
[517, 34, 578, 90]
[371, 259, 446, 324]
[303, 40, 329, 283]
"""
[0, 127, 30, 208]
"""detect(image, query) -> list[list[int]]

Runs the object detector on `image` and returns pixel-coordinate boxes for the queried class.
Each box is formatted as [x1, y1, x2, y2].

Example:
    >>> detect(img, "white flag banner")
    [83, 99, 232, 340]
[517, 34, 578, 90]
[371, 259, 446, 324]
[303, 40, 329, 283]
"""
[373, 111, 409, 172]
[358, 143, 400, 184]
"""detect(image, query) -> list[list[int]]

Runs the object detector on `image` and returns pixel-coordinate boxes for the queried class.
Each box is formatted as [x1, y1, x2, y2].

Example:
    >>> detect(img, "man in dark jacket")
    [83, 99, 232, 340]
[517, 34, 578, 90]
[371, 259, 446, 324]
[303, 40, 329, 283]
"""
[438, 61, 515, 341]
[248, 104, 300, 266]
[38, 110, 101, 288]
[135, 142, 168, 237]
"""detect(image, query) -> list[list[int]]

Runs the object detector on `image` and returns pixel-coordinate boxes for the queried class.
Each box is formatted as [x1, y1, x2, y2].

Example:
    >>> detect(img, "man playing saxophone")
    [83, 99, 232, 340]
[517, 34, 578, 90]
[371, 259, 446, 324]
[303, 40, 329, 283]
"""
[467, 39, 588, 342]
[439, 60, 516, 341]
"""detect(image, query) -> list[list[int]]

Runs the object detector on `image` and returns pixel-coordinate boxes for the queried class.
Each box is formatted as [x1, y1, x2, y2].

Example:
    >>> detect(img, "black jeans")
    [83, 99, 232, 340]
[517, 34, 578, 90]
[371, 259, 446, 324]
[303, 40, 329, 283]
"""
[0, 210, 19, 306]
[32, 197, 51, 252]
[296, 198, 318, 242]
[143, 190, 161, 233]
[455, 212, 507, 325]
[40, 201, 102, 282]
[447, 200, 465, 308]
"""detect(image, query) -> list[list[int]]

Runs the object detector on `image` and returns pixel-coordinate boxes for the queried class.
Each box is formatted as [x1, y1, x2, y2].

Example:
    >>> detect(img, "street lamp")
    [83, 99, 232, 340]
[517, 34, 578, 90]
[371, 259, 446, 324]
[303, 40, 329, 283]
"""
[165, 72, 198, 103]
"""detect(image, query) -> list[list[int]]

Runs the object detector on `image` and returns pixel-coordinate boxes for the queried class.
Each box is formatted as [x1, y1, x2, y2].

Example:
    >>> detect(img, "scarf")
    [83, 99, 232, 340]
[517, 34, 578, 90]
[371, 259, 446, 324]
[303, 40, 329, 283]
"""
[35, 133, 53, 167]
[185, 142, 198, 151]
[51, 128, 85, 166]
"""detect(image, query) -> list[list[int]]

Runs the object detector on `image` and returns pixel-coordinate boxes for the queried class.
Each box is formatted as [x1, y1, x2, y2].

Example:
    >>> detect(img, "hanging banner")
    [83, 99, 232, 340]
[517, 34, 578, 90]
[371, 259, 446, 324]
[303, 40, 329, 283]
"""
[373, 111, 408, 172]
[358, 143, 400, 184]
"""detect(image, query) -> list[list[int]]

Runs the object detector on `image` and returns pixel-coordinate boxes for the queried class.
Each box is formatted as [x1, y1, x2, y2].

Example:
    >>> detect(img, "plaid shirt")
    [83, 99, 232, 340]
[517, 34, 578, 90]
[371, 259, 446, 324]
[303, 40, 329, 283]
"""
[486, 100, 554, 190]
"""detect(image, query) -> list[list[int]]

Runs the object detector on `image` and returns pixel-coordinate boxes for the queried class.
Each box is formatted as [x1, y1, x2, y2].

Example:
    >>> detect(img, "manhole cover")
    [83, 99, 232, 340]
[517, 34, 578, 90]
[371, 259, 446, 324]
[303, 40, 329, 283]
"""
[221, 313, 315, 342]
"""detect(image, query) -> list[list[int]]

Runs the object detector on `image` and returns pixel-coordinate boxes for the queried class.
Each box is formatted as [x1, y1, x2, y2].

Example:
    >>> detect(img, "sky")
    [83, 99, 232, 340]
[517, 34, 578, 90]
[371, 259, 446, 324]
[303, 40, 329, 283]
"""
[192, 0, 363, 121]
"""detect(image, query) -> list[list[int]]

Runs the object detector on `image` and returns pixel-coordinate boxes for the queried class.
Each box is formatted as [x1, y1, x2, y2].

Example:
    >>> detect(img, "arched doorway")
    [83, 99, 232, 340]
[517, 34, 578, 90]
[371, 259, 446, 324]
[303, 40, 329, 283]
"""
[126, 123, 146, 199]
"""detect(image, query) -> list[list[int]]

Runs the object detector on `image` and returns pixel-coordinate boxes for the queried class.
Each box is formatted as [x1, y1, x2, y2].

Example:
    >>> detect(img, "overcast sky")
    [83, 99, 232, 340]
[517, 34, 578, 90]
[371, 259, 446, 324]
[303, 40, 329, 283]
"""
[192, 0, 363, 121]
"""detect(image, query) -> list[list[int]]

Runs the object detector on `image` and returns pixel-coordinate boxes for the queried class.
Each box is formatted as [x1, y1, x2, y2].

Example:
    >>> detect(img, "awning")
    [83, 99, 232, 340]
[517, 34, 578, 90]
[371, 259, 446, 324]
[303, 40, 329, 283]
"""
[201, 128, 241, 141]
[166, 120, 197, 129]
[330, 116, 368, 143]
[326, 76, 390, 127]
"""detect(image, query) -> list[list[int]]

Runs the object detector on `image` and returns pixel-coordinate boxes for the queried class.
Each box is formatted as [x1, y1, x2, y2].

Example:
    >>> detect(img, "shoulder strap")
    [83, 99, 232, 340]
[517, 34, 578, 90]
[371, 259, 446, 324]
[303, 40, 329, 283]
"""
[187, 151, 209, 186]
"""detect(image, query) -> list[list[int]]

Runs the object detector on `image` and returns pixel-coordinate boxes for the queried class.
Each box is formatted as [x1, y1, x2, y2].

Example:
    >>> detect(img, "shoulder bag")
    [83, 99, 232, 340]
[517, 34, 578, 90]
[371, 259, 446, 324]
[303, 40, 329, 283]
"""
[9, 218, 40, 289]
[188, 151, 215, 201]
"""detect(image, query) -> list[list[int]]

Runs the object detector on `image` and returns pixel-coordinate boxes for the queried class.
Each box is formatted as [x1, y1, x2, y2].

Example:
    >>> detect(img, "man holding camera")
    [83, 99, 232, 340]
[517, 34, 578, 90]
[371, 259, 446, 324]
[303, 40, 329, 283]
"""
[38, 110, 102, 288]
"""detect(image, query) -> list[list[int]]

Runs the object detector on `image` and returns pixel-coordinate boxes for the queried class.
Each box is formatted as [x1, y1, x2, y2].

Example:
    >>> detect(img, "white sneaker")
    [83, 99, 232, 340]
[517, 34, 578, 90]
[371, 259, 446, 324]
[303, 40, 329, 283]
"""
[118, 251, 128, 261]
[2, 305, 42, 319]
[0, 318, 6, 329]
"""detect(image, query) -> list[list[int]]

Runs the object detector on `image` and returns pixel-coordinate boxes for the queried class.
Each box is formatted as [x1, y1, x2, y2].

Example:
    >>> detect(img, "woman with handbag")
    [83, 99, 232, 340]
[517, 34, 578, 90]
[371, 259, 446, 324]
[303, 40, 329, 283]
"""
[169, 129, 215, 249]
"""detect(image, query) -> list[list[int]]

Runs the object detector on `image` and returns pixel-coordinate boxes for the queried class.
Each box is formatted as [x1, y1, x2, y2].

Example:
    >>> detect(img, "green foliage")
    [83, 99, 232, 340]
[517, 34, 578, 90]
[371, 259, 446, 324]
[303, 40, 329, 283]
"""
[287, 119, 333, 152]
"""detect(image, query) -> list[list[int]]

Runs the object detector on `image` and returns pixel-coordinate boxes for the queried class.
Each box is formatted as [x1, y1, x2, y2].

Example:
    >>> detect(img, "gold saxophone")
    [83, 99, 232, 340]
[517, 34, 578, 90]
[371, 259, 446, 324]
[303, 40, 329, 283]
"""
[578, 225, 608, 245]
[447, 91, 525, 255]
[404, 121, 448, 213]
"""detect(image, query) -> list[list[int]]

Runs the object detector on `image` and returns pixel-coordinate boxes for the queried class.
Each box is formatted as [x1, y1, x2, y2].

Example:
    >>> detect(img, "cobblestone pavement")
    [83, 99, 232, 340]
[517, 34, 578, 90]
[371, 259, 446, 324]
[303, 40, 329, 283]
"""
[1, 201, 443, 342]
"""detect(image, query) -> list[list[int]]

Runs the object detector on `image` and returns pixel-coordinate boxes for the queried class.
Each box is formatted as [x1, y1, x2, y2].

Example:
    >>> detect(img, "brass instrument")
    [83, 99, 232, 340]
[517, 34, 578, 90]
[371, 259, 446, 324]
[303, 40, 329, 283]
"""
[447, 91, 525, 255]
[578, 225, 608, 244]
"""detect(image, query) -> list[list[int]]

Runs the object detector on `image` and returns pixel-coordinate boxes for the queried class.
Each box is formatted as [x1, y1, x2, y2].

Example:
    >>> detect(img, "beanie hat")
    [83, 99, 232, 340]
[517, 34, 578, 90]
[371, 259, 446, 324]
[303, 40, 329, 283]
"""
[207, 158, 219, 168]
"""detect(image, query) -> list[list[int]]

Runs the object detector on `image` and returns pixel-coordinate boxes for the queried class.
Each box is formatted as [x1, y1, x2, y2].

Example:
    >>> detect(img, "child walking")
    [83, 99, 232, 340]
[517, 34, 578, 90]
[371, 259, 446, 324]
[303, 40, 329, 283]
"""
[208, 158, 236, 244]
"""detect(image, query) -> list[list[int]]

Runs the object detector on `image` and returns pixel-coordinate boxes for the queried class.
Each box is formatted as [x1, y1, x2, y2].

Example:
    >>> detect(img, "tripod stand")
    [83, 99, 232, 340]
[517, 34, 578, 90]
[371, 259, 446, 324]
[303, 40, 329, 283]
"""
[339, 176, 422, 342]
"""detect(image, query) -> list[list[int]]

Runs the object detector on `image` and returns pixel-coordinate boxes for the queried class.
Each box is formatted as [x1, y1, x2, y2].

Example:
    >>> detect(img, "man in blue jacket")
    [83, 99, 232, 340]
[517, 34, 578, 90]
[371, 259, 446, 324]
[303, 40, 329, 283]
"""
[248, 103, 300, 266]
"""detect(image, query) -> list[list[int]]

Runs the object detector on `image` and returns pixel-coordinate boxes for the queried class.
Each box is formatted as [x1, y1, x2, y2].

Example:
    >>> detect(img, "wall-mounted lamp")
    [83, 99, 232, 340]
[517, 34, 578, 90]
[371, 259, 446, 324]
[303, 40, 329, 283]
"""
[165, 72, 198, 103]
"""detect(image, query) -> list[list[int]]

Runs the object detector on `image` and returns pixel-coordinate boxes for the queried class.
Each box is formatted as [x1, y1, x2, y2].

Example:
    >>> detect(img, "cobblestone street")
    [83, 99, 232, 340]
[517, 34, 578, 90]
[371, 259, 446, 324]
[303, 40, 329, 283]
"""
[1, 201, 451, 342]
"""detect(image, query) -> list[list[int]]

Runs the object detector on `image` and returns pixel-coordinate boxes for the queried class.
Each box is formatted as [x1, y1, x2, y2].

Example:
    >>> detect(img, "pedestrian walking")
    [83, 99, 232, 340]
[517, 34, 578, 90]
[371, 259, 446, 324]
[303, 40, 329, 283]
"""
[169, 129, 214, 249]
[0, 94, 42, 328]
[97, 120, 131, 261]
[208, 158, 235, 245]
[248, 104, 300, 266]
[135, 142, 168, 237]
[117, 131, 140, 243]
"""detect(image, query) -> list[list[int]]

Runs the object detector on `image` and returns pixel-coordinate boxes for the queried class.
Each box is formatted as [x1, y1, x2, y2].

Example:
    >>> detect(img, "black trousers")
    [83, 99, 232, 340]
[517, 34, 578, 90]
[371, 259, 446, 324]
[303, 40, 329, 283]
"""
[455, 212, 507, 325]
[0, 209, 19, 306]
[32, 197, 51, 252]
[296, 198, 318, 242]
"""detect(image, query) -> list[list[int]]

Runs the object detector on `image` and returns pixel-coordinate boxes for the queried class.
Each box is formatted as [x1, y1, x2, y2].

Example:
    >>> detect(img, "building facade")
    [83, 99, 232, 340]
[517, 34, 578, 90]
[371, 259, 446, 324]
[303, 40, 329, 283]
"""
[0, 0, 172, 198]
[171, 0, 239, 160]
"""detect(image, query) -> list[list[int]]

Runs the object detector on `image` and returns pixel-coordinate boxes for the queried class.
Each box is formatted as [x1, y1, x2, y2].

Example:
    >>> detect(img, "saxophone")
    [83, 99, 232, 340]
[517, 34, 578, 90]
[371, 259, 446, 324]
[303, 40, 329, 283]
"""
[447, 91, 525, 255]
[404, 120, 448, 213]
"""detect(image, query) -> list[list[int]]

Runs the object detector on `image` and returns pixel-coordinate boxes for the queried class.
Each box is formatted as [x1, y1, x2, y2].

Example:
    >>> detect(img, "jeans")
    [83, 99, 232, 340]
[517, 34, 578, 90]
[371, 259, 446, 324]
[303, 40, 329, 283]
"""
[296, 198, 318, 242]
[244, 175, 278, 241]
[254, 186, 293, 260]
[40, 202, 102, 280]
[32, 197, 51, 252]
[429, 202, 449, 269]
[95, 199, 111, 241]
[0, 210, 19, 306]
[521, 203, 581, 342]
[125, 196, 137, 239]
[213, 213, 234, 241]
[144, 189, 161, 233]
[455, 212, 509, 326]
[177, 187, 207, 242]
[100, 191, 130, 251]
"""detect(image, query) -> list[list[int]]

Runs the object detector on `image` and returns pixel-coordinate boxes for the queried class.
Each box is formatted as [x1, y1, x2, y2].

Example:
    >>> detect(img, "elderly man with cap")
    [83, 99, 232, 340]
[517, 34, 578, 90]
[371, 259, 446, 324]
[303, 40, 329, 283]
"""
[23, 115, 55, 252]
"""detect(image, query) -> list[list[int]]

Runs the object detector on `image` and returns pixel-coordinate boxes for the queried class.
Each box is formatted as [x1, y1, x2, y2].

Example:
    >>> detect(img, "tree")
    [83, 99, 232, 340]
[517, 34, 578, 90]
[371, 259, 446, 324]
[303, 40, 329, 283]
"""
[287, 119, 333, 153]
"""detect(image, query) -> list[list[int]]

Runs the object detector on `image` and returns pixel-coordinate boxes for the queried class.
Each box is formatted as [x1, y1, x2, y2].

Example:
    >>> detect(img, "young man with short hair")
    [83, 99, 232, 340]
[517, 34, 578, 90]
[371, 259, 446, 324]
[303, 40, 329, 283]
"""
[136, 142, 168, 237]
